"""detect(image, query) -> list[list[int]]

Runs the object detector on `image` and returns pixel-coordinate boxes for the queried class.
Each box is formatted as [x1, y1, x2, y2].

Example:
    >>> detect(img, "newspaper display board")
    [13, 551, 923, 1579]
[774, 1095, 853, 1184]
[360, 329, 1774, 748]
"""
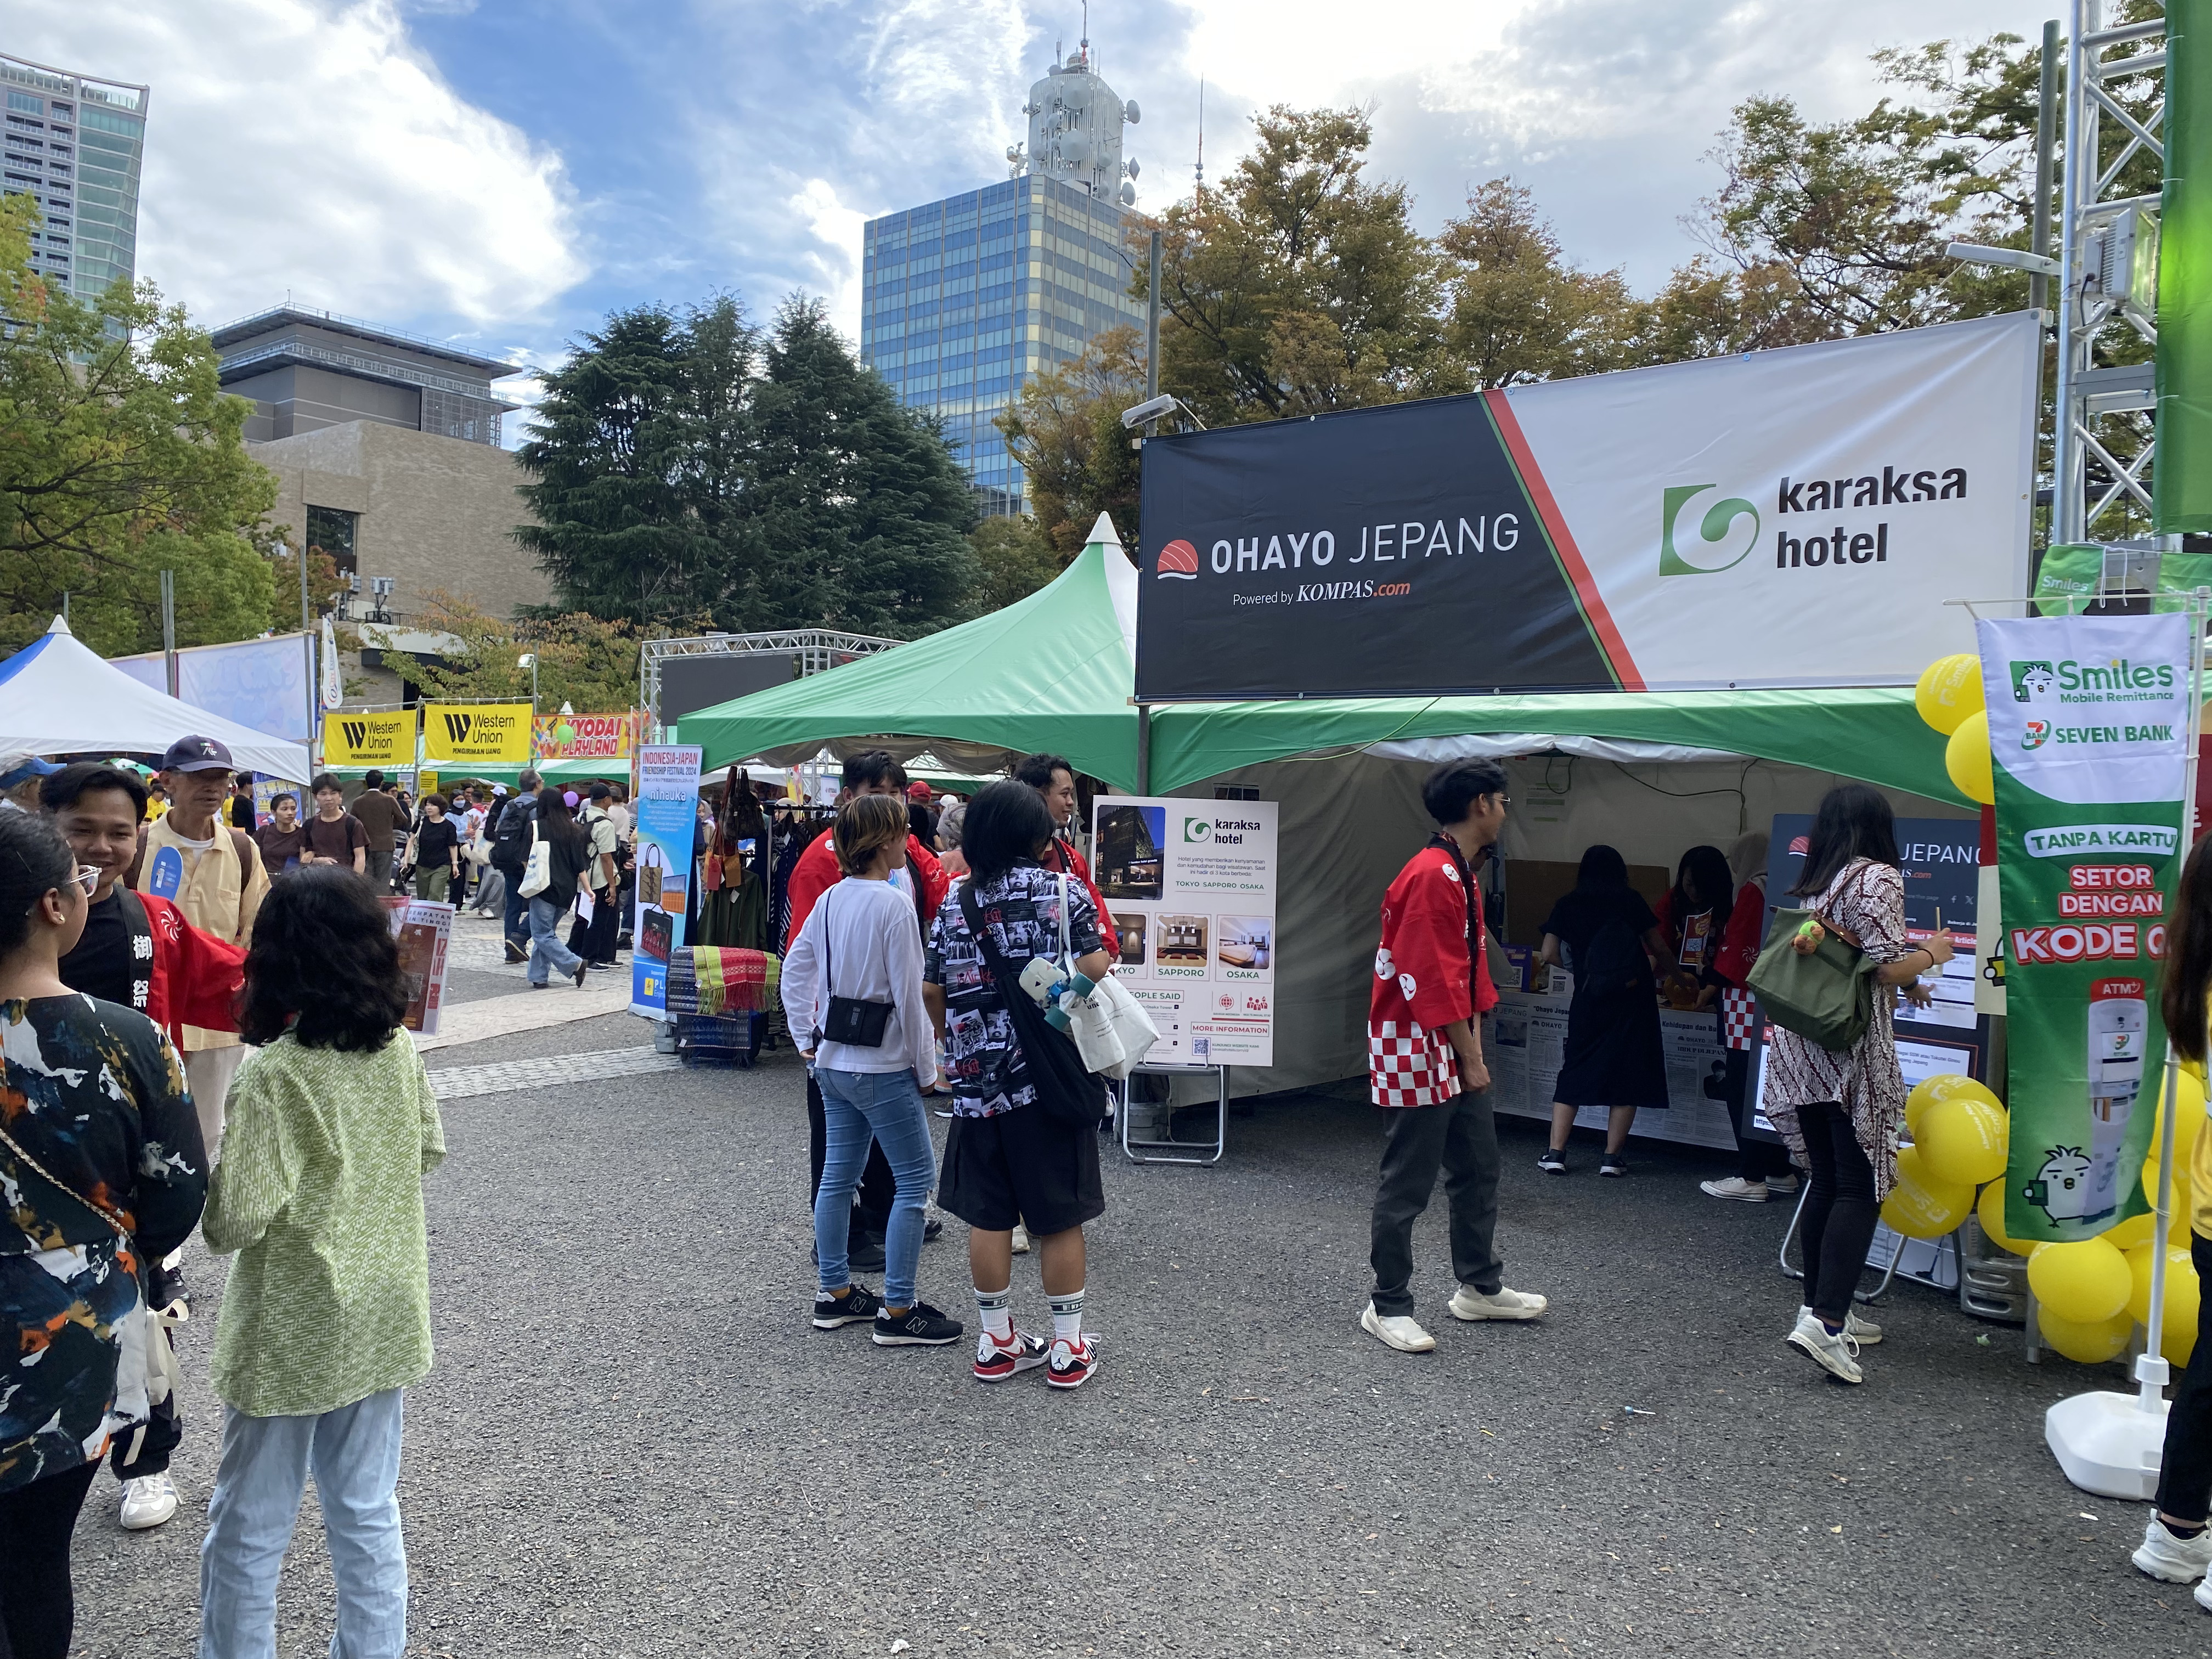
[378, 896, 454, 1035]
[1488, 983, 1737, 1150]
[1090, 795, 1277, 1067]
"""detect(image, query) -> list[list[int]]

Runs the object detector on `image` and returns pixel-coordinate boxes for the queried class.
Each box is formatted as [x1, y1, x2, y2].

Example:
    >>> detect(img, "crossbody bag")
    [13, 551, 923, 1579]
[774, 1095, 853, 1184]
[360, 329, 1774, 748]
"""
[815, 885, 895, 1048]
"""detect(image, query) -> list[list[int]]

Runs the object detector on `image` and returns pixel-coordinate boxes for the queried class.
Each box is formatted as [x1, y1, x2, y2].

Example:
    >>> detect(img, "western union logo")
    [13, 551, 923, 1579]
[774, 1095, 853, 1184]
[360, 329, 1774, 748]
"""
[343, 720, 368, 749]
[424, 703, 531, 764]
[322, 709, 410, 766]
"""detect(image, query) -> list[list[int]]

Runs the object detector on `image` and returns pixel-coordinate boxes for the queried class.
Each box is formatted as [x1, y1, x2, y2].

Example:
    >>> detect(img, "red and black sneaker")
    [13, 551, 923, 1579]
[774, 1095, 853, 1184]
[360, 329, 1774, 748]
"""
[1045, 1333, 1101, 1390]
[974, 1328, 1049, 1384]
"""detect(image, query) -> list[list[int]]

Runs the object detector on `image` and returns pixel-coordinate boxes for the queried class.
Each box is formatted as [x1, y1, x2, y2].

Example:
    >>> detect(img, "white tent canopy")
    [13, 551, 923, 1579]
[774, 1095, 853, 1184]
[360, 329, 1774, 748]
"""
[0, 617, 311, 780]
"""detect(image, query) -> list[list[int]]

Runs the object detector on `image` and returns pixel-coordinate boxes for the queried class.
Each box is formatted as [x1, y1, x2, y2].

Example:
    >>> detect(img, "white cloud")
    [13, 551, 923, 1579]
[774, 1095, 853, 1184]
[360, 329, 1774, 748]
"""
[12, 0, 586, 331]
[789, 178, 868, 341]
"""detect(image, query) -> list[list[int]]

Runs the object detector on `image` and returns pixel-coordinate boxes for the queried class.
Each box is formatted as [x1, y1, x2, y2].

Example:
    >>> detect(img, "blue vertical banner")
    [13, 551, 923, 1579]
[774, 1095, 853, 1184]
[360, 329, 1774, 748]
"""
[630, 744, 702, 1018]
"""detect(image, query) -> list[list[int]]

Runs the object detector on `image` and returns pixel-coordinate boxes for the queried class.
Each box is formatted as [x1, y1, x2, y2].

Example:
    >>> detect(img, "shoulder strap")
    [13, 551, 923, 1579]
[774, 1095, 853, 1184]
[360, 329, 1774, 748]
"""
[1057, 872, 1071, 963]
[0, 1113, 132, 1244]
[959, 879, 1019, 988]
[228, 826, 255, 935]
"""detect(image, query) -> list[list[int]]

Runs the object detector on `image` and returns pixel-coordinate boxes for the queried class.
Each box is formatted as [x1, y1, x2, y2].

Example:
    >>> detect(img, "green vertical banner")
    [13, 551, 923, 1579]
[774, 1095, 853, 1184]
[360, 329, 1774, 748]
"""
[2159, 0, 2212, 532]
[1979, 613, 2192, 1242]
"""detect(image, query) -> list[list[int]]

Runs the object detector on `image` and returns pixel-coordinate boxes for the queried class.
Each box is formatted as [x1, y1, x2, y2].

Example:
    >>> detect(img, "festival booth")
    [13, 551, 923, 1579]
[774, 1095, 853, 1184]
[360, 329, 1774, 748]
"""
[0, 616, 312, 779]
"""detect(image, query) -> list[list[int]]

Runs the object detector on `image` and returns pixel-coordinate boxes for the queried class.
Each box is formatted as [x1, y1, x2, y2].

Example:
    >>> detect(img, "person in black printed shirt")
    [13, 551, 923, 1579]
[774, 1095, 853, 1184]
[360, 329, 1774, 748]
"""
[924, 781, 1114, 1391]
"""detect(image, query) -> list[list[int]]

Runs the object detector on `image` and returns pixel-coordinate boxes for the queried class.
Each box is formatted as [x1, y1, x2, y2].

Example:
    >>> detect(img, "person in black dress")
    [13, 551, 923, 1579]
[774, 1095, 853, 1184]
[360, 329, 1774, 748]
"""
[1536, 845, 1672, 1177]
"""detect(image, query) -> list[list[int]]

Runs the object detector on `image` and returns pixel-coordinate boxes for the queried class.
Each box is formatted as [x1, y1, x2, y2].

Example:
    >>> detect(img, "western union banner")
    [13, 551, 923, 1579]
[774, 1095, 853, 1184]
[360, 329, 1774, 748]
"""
[322, 709, 413, 768]
[424, 702, 532, 765]
[1978, 613, 2192, 1243]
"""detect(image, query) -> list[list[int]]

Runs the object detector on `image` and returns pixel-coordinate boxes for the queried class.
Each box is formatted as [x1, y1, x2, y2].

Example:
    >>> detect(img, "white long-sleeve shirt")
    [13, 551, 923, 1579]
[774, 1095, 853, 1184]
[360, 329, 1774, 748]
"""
[780, 876, 936, 1081]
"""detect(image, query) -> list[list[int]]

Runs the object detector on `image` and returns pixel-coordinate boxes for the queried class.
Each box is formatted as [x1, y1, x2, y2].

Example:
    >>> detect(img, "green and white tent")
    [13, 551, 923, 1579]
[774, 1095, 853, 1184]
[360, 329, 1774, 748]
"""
[678, 514, 1141, 788]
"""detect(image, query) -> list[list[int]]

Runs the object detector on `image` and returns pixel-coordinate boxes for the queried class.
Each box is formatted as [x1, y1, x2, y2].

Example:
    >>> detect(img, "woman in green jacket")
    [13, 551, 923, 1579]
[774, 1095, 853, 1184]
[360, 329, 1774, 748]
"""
[198, 866, 445, 1659]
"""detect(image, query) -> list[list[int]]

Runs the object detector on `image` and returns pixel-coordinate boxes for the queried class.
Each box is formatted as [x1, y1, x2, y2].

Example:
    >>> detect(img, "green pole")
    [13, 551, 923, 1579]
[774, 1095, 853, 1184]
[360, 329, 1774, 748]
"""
[2158, 0, 2212, 531]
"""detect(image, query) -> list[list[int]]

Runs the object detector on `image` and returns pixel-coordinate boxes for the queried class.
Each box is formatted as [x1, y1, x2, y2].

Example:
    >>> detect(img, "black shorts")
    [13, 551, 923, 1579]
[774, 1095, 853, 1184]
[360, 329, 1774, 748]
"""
[939, 1105, 1105, 1238]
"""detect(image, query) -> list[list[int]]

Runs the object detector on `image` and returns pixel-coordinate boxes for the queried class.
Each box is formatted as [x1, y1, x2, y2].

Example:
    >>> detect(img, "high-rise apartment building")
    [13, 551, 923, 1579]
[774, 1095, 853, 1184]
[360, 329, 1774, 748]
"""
[0, 53, 146, 302]
[861, 44, 1146, 517]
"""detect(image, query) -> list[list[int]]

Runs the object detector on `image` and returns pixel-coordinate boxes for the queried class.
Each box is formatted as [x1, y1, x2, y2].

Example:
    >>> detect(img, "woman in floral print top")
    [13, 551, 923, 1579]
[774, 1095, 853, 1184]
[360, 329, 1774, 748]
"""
[0, 812, 205, 1659]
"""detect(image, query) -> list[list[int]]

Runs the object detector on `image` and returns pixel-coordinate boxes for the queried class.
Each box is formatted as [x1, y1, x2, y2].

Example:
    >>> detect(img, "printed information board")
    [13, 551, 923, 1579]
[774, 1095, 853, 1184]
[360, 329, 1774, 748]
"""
[1090, 795, 1278, 1067]
[378, 896, 454, 1035]
[631, 744, 703, 1019]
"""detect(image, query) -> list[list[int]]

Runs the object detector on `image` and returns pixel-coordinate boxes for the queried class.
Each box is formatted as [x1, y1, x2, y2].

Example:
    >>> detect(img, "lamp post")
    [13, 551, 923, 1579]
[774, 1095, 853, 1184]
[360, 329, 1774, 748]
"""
[518, 653, 538, 762]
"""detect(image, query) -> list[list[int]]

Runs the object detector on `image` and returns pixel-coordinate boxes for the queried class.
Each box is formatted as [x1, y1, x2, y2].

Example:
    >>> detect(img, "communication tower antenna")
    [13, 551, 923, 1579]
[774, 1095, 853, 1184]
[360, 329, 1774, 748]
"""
[1195, 78, 1205, 190]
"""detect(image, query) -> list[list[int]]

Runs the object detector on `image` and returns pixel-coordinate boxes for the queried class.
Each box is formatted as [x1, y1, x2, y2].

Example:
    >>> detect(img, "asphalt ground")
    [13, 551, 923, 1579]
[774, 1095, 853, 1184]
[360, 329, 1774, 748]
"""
[64, 1029, 2212, 1658]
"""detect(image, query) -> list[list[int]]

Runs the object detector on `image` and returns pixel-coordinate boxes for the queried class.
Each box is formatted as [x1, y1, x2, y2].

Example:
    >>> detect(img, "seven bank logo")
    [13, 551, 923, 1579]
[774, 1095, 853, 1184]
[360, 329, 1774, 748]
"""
[341, 719, 369, 749]
[1658, 484, 1760, 576]
[441, 712, 473, 746]
[1157, 539, 1199, 579]
[1184, 817, 1211, 843]
[2011, 660, 2058, 702]
[2022, 719, 2052, 749]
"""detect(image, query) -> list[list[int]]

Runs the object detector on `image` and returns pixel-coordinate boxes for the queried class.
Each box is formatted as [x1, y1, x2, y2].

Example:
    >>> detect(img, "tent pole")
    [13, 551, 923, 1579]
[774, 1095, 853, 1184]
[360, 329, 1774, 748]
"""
[1136, 702, 1150, 795]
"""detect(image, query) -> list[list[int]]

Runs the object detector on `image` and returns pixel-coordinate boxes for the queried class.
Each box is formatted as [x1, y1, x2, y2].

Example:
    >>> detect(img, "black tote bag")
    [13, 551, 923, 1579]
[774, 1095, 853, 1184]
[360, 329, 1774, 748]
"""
[958, 882, 1107, 1126]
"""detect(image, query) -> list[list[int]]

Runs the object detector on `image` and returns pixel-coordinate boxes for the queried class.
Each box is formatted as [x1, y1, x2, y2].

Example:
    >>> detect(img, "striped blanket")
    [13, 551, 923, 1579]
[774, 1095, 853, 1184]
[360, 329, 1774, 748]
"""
[667, 948, 780, 1018]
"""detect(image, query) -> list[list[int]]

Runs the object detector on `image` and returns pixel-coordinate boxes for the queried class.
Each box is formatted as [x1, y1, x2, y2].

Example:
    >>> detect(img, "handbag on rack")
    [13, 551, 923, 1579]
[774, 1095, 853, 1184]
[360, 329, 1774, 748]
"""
[1047, 874, 1158, 1080]
[518, 820, 553, 899]
[958, 881, 1107, 1125]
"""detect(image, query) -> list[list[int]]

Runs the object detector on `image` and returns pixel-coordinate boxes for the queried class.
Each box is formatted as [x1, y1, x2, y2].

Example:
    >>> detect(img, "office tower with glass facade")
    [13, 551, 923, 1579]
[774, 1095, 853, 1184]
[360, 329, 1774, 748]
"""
[0, 54, 146, 302]
[861, 47, 1145, 517]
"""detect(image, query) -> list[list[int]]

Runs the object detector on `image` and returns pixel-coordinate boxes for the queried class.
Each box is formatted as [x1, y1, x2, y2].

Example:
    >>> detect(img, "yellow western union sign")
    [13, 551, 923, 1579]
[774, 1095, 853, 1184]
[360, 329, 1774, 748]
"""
[321, 710, 412, 768]
[424, 702, 532, 764]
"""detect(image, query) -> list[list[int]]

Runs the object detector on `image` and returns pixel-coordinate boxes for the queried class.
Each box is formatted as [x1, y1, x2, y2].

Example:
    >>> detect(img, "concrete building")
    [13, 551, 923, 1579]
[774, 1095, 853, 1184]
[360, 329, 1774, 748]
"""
[860, 43, 1146, 516]
[0, 53, 146, 302]
[212, 304, 517, 446]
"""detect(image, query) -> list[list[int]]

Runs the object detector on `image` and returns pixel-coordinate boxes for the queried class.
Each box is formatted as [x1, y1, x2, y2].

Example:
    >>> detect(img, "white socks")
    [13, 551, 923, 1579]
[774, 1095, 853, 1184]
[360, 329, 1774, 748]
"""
[1049, 1289, 1085, 1343]
[975, 1284, 1012, 1341]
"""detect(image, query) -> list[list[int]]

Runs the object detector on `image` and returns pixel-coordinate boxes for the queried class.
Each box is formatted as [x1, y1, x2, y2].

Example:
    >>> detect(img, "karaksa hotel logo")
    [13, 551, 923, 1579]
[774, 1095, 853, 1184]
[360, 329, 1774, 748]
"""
[1659, 485, 1760, 576]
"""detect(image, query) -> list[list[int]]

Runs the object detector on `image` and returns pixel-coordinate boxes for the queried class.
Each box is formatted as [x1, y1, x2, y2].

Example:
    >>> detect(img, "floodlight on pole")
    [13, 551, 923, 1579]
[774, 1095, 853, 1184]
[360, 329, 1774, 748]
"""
[1120, 392, 1203, 431]
[1945, 241, 2063, 278]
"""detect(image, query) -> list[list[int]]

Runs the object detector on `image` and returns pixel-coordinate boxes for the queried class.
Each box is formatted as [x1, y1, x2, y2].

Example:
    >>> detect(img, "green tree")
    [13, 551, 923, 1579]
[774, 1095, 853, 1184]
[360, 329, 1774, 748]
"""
[994, 324, 1146, 555]
[374, 590, 645, 711]
[1434, 181, 1642, 387]
[0, 193, 277, 657]
[1143, 106, 1444, 424]
[745, 296, 975, 635]
[968, 514, 1068, 612]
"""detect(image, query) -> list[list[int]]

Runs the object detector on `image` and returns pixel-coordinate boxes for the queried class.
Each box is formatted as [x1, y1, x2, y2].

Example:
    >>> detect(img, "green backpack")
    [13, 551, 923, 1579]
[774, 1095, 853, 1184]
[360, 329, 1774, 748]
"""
[1746, 904, 1880, 1052]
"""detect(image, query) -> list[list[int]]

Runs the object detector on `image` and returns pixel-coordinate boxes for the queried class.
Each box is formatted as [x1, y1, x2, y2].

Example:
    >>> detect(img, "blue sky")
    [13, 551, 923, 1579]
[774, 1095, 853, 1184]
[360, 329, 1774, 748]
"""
[22, 0, 2039, 432]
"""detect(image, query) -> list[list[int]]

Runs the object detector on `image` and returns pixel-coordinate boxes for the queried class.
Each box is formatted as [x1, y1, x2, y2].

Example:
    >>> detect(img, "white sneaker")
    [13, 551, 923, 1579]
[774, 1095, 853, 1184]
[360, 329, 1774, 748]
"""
[1799, 1304, 1883, 1346]
[1361, 1301, 1436, 1352]
[1785, 1308, 1863, 1384]
[1011, 1223, 1031, 1255]
[1701, 1176, 1769, 1203]
[1448, 1284, 1549, 1322]
[2195, 1577, 2212, 1613]
[2136, 1515, 2212, 1582]
[1766, 1173, 1801, 1197]
[119, 1471, 178, 1530]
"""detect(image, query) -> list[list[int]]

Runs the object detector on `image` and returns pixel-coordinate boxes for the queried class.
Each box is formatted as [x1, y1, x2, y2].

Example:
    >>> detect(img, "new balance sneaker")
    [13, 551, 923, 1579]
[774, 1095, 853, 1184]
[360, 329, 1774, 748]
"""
[1701, 1176, 1770, 1203]
[1599, 1156, 1628, 1178]
[1797, 1305, 1882, 1346]
[1448, 1284, 1549, 1322]
[1785, 1307, 1863, 1384]
[874, 1302, 964, 1346]
[1046, 1333, 1102, 1389]
[1766, 1172, 1801, 1197]
[1011, 1222, 1032, 1254]
[119, 1472, 178, 1531]
[1360, 1301, 1436, 1352]
[2135, 1515, 2212, 1583]
[974, 1328, 1051, 1383]
[810, 1284, 881, 1330]
[1537, 1149, 1567, 1174]
[503, 938, 527, 964]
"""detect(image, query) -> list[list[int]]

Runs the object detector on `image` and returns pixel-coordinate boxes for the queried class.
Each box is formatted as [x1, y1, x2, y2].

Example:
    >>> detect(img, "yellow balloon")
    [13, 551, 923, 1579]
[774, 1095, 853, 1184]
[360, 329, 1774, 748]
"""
[1915, 653, 1987, 735]
[2038, 1307, 2135, 1364]
[1906, 1074, 1999, 1142]
[2126, 1243, 2189, 1324]
[1944, 710, 1996, 806]
[2144, 1152, 2194, 1218]
[1977, 1180, 2028, 1254]
[1918, 1097, 2008, 1186]
[2029, 1236, 2134, 1323]
[2166, 1262, 2202, 1365]
[2150, 1070, 2210, 1167]
[2107, 1211, 2159, 1251]
[1883, 1146, 1974, 1239]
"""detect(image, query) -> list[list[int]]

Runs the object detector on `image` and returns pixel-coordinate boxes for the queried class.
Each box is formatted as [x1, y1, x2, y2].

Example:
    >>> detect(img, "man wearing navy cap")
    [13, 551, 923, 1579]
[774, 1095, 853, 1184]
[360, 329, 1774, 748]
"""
[131, 734, 268, 1154]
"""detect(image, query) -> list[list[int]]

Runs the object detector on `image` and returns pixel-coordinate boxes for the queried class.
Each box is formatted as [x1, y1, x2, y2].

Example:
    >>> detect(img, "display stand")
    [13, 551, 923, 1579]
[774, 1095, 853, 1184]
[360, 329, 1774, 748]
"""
[1775, 1184, 1905, 1304]
[1116, 1064, 1227, 1166]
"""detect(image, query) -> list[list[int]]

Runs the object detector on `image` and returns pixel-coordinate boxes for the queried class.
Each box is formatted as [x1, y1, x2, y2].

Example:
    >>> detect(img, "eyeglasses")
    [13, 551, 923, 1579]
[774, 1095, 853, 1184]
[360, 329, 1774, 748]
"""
[69, 865, 98, 895]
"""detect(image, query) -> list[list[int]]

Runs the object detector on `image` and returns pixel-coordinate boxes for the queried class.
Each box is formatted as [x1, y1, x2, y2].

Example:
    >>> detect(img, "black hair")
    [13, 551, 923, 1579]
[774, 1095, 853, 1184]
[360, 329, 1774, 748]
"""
[1671, 844, 1735, 933]
[587, 783, 611, 801]
[1421, 758, 1508, 828]
[1790, 783, 1900, 898]
[311, 772, 344, 795]
[41, 761, 148, 820]
[0, 811, 74, 957]
[962, 778, 1056, 882]
[1576, 844, 1629, 889]
[2167, 833, 2212, 1065]
[237, 866, 408, 1050]
[537, 788, 579, 844]
[270, 792, 298, 810]
[363, 769, 385, 790]
[842, 749, 905, 793]
[422, 793, 449, 813]
[1013, 752, 1075, 791]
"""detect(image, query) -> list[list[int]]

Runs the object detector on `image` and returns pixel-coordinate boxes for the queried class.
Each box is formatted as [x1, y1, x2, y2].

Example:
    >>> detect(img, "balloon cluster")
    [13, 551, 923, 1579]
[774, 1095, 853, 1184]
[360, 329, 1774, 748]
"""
[1913, 652, 1994, 805]
[1888, 1069, 2208, 1363]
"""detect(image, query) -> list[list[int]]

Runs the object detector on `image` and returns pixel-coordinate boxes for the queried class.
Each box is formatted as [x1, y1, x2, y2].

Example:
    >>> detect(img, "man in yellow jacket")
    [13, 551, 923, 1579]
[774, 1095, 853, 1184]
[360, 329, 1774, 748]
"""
[135, 735, 270, 1154]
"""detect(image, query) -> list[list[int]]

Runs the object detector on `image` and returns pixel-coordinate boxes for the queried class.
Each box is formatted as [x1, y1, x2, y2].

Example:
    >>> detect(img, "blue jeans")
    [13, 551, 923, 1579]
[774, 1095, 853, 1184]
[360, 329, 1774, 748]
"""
[815, 1066, 936, 1308]
[527, 895, 582, 986]
[500, 869, 529, 943]
[199, 1389, 408, 1659]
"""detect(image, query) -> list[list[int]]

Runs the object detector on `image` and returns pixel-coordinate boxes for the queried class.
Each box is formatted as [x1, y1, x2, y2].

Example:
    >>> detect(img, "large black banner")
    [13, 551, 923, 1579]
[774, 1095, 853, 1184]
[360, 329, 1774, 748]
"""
[1134, 393, 1621, 701]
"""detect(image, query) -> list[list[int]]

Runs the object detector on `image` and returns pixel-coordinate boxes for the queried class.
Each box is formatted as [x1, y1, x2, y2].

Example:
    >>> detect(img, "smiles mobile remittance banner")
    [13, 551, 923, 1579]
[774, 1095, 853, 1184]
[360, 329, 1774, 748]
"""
[1979, 613, 2194, 1243]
